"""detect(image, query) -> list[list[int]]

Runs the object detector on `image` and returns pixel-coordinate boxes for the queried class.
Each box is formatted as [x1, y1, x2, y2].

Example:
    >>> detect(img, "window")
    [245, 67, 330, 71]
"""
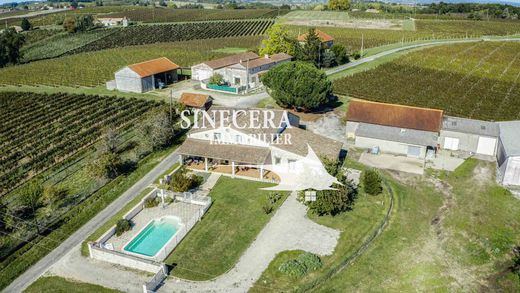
[234, 77, 241, 85]
[274, 156, 281, 165]
[235, 135, 242, 144]
[213, 132, 221, 142]
[304, 191, 316, 202]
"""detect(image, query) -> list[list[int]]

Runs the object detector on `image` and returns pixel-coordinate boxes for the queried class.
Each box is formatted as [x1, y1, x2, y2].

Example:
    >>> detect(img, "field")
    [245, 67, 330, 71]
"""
[165, 177, 286, 280]
[0, 36, 262, 87]
[0, 92, 155, 196]
[334, 41, 520, 121]
[25, 276, 121, 293]
[105, 8, 288, 23]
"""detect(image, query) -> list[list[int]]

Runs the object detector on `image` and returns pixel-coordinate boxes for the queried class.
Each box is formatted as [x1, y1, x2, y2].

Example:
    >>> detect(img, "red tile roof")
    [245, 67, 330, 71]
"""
[128, 57, 179, 77]
[347, 100, 443, 132]
[297, 29, 334, 43]
[179, 92, 212, 108]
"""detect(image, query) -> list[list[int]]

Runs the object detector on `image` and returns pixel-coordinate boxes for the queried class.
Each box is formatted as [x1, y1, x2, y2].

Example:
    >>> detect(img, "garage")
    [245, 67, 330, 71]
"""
[444, 137, 459, 150]
[407, 145, 421, 157]
[476, 136, 497, 156]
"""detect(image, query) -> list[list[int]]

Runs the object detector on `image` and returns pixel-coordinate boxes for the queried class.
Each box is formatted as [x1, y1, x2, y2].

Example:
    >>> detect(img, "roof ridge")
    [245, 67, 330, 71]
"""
[350, 99, 443, 113]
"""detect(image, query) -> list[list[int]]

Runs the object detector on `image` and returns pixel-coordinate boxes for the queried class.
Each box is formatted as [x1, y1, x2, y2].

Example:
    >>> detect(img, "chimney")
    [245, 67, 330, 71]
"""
[264, 54, 269, 59]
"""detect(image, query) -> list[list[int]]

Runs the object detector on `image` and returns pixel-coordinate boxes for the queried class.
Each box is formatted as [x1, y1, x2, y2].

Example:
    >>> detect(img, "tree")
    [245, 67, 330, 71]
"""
[70, 0, 78, 9]
[170, 166, 203, 192]
[41, 185, 67, 206]
[362, 169, 383, 195]
[301, 28, 323, 66]
[88, 151, 122, 179]
[208, 73, 224, 85]
[21, 18, 32, 31]
[63, 16, 77, 33]
[101, 127, 120, 154]
[322, 49, 336, 68]
[328, 0, 351, 10]
[76, 14, 95, 32]
[136, 107, 175, 151]
[159, 0, 167, 7]
[0, 28, 25, 67]
[307, 174, 357, 216]
[330, 44, 349, 65]
[261, 61, 332, 112]
[259, 24, 297, 56]
[19, 181, 44, 233]
[115, 219, 131, 236]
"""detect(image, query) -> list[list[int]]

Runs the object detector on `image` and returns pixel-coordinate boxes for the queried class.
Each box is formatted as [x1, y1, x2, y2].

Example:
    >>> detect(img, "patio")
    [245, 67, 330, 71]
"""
[184, 157, 280, 182]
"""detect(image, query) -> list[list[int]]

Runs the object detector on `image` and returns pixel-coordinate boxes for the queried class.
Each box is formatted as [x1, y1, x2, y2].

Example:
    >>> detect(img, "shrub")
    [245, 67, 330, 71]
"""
[297, 252, 322, 271]
[262, 202, 273, 214]
[279, 259, 307, 278]
[115, 219, 131, 236]
[209, 73, 225, 85]
[307, 173, 357, 216]
[363, 169, 383, 195]
[268, 192, 282, 204]
[144, 197, 160, 208]
[170, 166, 203, 192]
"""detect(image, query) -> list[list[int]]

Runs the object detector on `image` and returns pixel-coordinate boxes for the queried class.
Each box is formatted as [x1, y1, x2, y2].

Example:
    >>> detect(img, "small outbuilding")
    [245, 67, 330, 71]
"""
[497, 121, 520, 186]
[179, 92, 212, 110]
[107, 57, 179, 93]
[440, 116, 499, 156]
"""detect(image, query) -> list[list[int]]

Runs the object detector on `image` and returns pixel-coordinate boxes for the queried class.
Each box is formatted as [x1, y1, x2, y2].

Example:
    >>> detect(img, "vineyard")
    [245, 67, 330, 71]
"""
[0, 92, 157, 195]
[105, 8, 288, 23]
[0, 36, 262, 87]
[334, 41, 520, 121]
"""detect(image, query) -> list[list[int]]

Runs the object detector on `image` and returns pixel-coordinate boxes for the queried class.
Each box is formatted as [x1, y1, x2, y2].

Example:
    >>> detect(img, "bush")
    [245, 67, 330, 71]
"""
[297, 252, 322, 271]
[209, 73, 225, 85]
[115, 219, 131, 236]
[279, 259, 307, 278]
[262, 202, 273, 214]
[170, 166, 203, 192]
[363, 169, 383, 195]
[307, 173, 357, 216]
[268, 192, 282, 204]
[144, 197, 160, 208]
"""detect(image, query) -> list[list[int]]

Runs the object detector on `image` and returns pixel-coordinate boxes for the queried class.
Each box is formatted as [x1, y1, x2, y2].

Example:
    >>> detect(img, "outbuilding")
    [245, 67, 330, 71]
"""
[107, 57, 179, 93]
[346, 100, 443, 158]
[179, 92, 212, 110]
[439, 116, 499, 157]
[497, 121, 520, 186]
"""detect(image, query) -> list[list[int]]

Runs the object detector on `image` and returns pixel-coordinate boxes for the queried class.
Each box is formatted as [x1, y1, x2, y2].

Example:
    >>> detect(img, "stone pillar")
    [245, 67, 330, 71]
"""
[232, 161, 235, 177]
[205, 157, 208, 172]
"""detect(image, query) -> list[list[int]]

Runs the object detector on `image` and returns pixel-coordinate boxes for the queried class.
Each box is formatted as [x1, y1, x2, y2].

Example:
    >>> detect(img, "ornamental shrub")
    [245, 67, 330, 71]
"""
[279, 259, 307, 278]
[297, 252, 322, 271]
[115, 219, 131, 236]
[362, 169, 383, 195]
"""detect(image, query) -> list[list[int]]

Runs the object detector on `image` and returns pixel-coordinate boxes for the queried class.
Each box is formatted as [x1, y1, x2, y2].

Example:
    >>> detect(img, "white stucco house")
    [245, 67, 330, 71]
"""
[190, 52, 292, 94]
[176, 107, 343, 181]
[97, 17, 128, 27]
[106, 57, 179, 93]
[497, 121, 520, 186]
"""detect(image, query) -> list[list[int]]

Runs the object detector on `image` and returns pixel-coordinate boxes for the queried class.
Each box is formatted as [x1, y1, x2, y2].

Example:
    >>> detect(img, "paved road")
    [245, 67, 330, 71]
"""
[4, 151, 180, 293]
[325, 36, 520, 77]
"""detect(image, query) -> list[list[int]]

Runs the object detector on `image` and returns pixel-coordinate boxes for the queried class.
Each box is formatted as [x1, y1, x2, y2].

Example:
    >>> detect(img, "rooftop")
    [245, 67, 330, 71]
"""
[179, 92, 212, 108]
[127, 57, 179, 78]
[245, 53, 292, 69]
[442, 116, 499, 137]
[347, 100, 444, 133]
[203, 52, 259, 70]
[274, 127, 343, 159]
[356, 122, 439, 146]
[498, 121, 520, 157]
[297, 29, 334, 43]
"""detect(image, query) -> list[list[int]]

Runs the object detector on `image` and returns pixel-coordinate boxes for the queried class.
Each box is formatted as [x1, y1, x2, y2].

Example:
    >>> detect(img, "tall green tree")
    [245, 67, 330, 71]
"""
[0, 28, 25, 67]
[261, 61, 332, 112]
[330, 44, 349, 65]
[259, 24, 297, 56]
[301, 28, 323, 67]
[328, 0, 351, 10]
[21, 18, 32, 31]
[137, 107, 176, 151]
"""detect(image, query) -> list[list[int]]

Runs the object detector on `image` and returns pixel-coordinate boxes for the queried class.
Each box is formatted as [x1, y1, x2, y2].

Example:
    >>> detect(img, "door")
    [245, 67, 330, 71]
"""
[476, 136, 496, 156]
[407, 145, 421, 158]
[444, 137, 460, 150]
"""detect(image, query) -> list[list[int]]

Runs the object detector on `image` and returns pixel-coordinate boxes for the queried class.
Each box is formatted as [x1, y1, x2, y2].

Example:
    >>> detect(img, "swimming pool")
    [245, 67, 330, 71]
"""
[123, 216, 182, 257]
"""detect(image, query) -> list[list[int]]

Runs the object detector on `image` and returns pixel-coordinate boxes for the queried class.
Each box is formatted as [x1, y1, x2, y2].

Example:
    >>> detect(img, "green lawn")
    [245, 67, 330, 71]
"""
[165, 176, 286, 280]
[24, 276, 121, 293]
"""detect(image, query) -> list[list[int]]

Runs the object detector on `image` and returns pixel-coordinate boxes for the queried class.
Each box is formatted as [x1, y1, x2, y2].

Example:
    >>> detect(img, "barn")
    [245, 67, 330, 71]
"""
[439, 116, 499, 157]
[346, 100, 443, 159]
[497, 121, 520, 186]
[108, 57, 179, 93]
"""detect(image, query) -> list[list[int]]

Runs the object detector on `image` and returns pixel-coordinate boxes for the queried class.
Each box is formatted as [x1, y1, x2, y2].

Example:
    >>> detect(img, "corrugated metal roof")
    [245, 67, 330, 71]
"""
[297, 29, 334, 42]
[347, 100, 443, 132]
[357, 122, 439, 146]
[442, 116, 499, 137]
[127, 57, 179, 77]
[499, 121, 520, 157]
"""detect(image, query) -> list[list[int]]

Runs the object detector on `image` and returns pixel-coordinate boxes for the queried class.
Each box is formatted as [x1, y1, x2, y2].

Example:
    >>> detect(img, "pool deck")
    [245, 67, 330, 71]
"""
[105, 201, 201, 254]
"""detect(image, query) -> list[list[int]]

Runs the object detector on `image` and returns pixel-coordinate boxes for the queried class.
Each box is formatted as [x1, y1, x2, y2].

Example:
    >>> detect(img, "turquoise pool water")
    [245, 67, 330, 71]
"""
[124, 217, 180, 257]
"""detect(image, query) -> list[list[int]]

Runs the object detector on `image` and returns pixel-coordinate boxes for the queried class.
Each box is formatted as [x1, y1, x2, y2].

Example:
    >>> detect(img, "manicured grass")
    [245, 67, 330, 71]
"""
[24, 276, 121, 293]
[334, 41, 520, 121]
[165, 176, 286, 280]
[250, 162, 391, 292]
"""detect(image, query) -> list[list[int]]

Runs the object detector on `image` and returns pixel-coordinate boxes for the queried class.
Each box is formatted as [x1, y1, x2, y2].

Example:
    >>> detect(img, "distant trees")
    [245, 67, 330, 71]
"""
[0, 28, 25, 68]
[328, 0, 351, 11]
[262, 61, 332, 112]
[259, 24, 297, 56]
[63, 14, 95, 33]
[21, 18, 32, 31]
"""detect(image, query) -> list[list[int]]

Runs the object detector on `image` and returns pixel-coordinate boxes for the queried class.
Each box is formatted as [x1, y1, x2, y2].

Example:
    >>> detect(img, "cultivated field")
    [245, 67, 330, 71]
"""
[334, 41, 520, 121]
[0, 36, 262, 87]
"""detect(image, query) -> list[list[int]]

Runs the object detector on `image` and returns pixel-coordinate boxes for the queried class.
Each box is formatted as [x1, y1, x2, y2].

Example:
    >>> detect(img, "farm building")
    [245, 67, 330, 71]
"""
[107, 57, 179, 93]
[346, 100, 443, 159]
[297, 29, 334, 48]
[191, 52, 292, 94]
[497, 121, 520, 186]
[96, 17, 128, 27]
[439, 116, 499, 157]
[179, 92, 212, 110]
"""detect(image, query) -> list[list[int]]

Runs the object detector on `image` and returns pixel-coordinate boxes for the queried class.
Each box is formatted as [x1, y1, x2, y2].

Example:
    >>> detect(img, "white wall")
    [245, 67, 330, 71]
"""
[115, 67, 143, 93]
[502, 156, 520, 186]
[355, 136, 427, 158]
[191, 63, 213, 81]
